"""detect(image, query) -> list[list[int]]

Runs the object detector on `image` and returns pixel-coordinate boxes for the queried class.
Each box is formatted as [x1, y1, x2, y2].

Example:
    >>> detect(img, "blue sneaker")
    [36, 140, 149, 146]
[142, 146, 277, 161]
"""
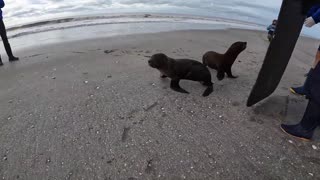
[290, 86, 306, 96]
[280, 124, 313, 141]
[290, 69, 314, 96]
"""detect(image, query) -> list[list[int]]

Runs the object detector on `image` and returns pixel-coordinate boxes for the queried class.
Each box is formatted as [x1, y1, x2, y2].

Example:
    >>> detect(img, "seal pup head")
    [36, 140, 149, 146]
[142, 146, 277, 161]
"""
[230, 41, 247, 52]
[148, 53, 169, 69]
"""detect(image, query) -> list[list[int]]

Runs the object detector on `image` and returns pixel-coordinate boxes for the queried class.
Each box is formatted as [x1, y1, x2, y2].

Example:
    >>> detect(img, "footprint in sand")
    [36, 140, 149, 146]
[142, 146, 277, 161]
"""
[121, 127, 131, 142]
[107, 49, 137, 56]
[135, 50, 144, 53]
[72, 51, 86, 54]
[104, 50, 115, 54]
[145, 159, 155, 174]
[249, 116, 264, 124]
[121, 50, 130, 54]
[232, 101, 240, 107]
[27, 54, 44, 58]
[88, 48, 102, 52]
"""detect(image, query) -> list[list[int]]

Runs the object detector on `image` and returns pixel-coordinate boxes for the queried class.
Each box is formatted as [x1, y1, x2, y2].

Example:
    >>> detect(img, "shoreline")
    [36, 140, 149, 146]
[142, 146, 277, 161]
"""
[7, 27, 318, 56]
[6, 13, 264, 41]
[7, 13, 264, 31]
[4, 13, 319, 42]
[1, 13, 317, 55]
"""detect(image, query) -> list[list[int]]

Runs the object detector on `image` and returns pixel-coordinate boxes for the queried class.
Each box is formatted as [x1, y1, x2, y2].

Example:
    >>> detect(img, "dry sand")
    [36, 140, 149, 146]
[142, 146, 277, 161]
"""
[0, 29, 319, 179]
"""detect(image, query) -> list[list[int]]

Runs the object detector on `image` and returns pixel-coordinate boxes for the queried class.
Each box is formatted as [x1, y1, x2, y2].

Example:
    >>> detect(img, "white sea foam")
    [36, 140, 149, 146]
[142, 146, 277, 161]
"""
[7, 14, 264, 39]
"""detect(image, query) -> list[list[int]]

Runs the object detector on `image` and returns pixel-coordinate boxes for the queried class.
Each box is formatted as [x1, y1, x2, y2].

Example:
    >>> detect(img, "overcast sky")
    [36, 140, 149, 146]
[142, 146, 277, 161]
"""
[2, 0, 281, 26]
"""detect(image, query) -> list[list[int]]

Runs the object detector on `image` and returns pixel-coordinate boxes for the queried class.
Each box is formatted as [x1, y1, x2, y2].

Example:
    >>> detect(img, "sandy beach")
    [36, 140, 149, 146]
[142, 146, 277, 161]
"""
[0, 29, 320, 179]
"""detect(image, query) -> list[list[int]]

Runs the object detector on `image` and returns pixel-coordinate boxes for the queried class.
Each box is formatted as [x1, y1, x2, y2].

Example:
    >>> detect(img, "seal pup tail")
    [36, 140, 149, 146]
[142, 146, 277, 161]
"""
[202, 82, 213, 97]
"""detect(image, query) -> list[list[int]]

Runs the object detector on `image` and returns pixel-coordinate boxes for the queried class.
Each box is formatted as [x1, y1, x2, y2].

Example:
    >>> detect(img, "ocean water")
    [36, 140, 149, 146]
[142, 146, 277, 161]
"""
[8, 14, 265, 51]
[2, 0, 320, 39]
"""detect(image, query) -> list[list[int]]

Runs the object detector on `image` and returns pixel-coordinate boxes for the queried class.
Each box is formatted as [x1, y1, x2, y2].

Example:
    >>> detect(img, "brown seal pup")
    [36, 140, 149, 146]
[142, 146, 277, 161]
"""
[148, 53, 213, 97]
[202, 41, 247, 80]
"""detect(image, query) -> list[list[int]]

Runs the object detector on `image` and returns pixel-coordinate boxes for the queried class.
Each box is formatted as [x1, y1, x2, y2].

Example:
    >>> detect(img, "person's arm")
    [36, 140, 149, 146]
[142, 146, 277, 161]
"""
[0, 0, 4, 9]
[307, 5, 320, 17]
[312, 8, 320, 23]
[305, 6, 320, 27]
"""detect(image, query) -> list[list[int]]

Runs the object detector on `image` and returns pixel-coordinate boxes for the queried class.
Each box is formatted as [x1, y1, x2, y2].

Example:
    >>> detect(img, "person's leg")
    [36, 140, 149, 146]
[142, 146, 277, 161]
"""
[267, 31, 273, 41]
[281, 100, 320, 141]
[300, 100, 320, 130]
[0, 19, 18, 61]
[0, 20, 3, 66]
[313, 49, 320, 68]
[290, 68, 313, 96]
[290, 47, 320, 95]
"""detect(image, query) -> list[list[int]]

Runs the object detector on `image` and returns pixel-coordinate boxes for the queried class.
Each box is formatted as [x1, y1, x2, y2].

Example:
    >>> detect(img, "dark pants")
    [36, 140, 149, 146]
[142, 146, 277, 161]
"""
[306, 62, 320, 105]
[301, 100, 320, 130]
[302, 62, 320, 130]
[0, 19, 14, 60]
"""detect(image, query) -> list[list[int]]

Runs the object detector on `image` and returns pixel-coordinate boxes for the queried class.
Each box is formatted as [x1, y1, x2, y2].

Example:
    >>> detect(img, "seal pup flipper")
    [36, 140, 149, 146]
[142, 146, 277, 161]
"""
[217, 68, 225, 81]
[210, 64, 218, 70]
[170, 79, 189, 94]
[226, 67, 238, 78]
[202, 81, 213, 97]
[160, 74, 167, 78]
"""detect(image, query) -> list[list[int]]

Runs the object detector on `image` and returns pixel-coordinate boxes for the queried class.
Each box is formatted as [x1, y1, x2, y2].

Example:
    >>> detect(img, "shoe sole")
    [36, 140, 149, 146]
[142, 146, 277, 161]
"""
[280, 126, 311, 142]
[289, 88, 305, 96]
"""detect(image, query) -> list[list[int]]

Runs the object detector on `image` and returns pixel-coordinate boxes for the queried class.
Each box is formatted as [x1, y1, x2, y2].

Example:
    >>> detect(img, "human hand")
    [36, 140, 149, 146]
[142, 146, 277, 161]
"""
[305, 17, 316, 27]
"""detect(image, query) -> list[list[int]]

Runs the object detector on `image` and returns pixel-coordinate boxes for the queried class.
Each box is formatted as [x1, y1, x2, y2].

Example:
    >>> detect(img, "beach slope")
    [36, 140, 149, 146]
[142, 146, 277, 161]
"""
[0, 29, 319, 179]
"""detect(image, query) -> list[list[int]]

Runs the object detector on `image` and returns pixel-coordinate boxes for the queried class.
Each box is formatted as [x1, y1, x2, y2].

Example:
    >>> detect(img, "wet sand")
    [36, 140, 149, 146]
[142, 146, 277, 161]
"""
[0, 29, 319, 179]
